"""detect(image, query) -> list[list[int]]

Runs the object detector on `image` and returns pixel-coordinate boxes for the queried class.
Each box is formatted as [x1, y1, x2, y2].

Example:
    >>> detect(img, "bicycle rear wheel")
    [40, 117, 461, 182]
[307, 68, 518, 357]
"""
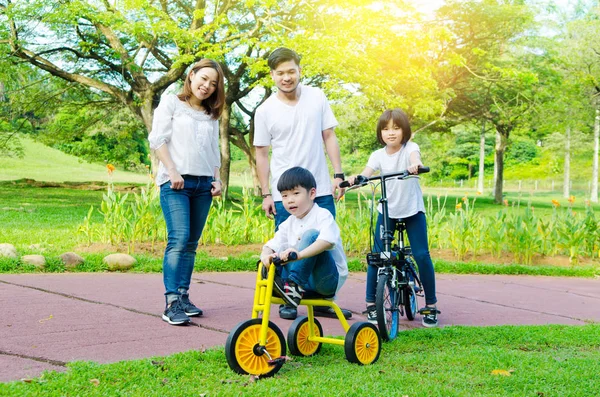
[403, 284, 417, 321]
[375, 272, 399, 341]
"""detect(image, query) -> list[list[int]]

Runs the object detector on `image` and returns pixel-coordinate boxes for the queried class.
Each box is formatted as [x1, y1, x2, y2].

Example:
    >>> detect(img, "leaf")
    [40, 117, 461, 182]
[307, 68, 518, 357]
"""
[38, 314, 53, 323]
[89, 378, 100, 386]
[491, 369, 513, 376]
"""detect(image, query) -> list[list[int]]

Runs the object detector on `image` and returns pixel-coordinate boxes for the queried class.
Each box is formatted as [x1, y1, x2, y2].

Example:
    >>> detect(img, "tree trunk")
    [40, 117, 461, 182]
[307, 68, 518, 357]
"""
[563, 125, 571, 199]
[219, 102, 232, 199]
[477, 120, 485, 193]
[493, 127, 508, 204]
[592, 106, 599, 203]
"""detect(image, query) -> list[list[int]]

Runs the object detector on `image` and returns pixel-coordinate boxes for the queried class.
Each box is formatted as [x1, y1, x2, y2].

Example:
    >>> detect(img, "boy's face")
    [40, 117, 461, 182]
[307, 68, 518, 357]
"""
[280, 186, 316, 219]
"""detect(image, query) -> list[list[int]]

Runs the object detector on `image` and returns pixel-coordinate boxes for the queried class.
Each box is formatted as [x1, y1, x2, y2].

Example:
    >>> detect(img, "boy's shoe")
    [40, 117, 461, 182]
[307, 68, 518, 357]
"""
[180, 294, 203, 317]
[420, 306, 440, 328]
[279, 304, 297, 320]
[271, 272, 287, 299]
[283, 281, 304, 308]
[162, 298, 191, 325]
[363, 305, 377, 324]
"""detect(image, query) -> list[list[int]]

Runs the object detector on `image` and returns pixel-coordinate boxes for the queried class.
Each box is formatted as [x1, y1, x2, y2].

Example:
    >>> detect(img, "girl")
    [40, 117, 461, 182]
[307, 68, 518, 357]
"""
[148, 59, 225, 325]
[348, 108, 440, 328]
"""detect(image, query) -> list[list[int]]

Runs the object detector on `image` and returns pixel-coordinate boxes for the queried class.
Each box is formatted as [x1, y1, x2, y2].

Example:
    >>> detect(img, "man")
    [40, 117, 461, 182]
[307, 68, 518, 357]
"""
[254, 47, 351, 320]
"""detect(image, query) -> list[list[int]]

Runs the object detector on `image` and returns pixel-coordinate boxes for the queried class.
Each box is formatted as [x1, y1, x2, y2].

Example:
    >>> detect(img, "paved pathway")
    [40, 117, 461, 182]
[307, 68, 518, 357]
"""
[1, 272, 599, 383]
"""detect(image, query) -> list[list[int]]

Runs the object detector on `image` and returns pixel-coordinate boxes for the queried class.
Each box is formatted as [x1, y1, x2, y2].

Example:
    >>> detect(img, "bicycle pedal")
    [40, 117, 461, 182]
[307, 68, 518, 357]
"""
[267, 356, 289, 366]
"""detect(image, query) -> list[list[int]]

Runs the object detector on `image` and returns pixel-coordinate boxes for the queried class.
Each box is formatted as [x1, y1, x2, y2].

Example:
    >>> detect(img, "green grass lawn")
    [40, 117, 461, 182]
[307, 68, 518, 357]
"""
[1, 324, 598, 396]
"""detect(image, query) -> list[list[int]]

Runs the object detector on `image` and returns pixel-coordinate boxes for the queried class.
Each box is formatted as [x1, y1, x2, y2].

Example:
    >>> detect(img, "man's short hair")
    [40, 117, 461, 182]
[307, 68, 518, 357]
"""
[277, 167, 316, 192]
[268, 47, 301, 70]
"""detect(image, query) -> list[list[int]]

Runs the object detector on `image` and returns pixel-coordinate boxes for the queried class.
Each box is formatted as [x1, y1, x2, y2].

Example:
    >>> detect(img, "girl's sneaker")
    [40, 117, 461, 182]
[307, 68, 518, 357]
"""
[363, 305, 377, 324]
[420, 306, 440, 328]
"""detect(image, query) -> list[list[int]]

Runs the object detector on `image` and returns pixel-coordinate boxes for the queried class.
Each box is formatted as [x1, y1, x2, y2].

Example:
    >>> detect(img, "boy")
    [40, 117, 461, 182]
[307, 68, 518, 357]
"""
[260, 167, 348, 320]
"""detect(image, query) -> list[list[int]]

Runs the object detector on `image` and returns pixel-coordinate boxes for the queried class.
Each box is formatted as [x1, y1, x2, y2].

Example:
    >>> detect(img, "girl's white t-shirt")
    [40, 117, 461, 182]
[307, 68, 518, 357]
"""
[253, 84, 338, 201]
[148, 94, 220, 186]
[366, 141, 425, 219]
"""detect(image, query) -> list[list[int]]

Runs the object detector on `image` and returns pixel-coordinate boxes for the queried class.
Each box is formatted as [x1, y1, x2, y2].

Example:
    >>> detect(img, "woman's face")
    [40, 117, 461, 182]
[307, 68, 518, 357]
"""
[189, 67, 218, 101]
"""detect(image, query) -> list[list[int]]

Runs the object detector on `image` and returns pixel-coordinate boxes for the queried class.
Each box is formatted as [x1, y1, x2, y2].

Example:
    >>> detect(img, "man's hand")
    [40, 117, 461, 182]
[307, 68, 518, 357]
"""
[333, 177, 345, 200]
[262, 195, 277, 219]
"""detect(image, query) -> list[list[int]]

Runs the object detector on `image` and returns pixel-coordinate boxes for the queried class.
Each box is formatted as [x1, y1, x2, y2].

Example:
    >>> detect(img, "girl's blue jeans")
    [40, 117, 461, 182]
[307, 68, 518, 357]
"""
[366, 211, 437, 306]
[278, 229, 339, 297]
[160, 176, 213, 304]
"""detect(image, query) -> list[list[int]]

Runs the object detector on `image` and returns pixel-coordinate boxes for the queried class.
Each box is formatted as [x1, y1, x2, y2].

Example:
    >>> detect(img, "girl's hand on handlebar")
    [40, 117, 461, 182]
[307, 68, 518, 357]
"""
[407, 163, 423, 175]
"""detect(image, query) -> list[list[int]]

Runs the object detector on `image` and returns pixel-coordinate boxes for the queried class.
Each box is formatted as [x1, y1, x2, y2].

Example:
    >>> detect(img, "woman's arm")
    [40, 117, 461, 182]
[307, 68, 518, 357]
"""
[154, 144, 184, 189]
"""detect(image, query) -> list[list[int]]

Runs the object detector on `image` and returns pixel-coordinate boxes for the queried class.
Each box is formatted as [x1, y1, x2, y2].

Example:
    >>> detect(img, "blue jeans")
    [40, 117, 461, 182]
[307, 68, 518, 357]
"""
[366, 211, 437, 306]
[279, 229, 339, 296]
[160, 175, 213, 304]
[274, 195, 336, 231]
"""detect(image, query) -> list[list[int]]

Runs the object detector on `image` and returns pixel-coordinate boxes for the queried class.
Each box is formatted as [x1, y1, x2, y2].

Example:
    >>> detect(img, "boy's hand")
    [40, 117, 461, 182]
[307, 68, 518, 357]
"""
[260, 252, 278, 267]
[280, 248, 300, 262]
[262, 195, 276, 219]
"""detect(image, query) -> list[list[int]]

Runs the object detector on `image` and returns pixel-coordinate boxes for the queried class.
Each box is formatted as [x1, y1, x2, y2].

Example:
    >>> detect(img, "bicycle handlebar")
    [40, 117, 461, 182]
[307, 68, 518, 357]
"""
[339, 166, 430, 188]
[271, 251, 298, 266]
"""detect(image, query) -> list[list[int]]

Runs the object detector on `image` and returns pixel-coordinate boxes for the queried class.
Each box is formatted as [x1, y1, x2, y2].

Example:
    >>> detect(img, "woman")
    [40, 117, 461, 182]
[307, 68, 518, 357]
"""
[148, 59, 225, 325]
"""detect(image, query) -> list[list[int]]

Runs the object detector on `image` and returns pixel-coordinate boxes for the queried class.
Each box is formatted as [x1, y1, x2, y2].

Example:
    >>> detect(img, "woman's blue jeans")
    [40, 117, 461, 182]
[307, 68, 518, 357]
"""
[366, 211, 437, 306]
[274, 195, 336, 231]
[278, 229, 339, 296]
[160, 176, 213, 304]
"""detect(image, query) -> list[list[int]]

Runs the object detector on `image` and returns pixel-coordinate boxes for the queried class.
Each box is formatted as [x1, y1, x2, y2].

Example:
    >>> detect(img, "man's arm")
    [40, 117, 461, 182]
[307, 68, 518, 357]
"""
[255, 146, 276, 218]
[322, 128, 344, 199]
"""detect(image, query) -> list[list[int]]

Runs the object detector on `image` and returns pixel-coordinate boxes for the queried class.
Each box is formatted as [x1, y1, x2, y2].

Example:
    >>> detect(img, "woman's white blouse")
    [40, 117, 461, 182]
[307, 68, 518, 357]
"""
[148, 94, 220, 186]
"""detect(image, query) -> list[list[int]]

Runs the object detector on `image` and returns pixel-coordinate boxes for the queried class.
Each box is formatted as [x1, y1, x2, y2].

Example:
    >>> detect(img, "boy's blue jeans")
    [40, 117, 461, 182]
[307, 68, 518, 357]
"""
[278, 229, 339, 297]
[366, 211, 437, 306]
[160, 176, 213, 304]
[274, 195, 336, 231]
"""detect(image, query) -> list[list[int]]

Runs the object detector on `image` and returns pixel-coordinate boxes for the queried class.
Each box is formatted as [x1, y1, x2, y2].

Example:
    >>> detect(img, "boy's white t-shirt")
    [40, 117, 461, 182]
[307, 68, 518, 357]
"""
[253, 84, 338, 202]
[264, 204, 348, 292]
[366, 141, 426, 219]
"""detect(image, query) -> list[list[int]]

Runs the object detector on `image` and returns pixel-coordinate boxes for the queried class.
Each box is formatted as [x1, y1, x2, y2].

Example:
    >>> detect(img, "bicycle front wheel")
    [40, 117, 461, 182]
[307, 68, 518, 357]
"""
[375, 272, 399, 341]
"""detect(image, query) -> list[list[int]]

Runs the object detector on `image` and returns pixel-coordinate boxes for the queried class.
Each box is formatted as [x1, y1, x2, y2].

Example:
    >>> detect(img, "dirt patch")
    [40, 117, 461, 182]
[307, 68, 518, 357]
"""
[75, 242, 264, 257]
[5, 179, 141, 192]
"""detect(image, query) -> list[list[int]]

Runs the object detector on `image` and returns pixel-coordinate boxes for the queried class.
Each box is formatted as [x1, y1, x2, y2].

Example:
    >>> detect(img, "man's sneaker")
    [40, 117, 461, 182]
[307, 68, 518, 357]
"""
[420, 306, 440, 328]
[283, 281, 304, 308]
[279, 304, 297, 320]
[363, 305, 377, 324]
[180, 294, 203, 317]
[162, 298, 191, 325]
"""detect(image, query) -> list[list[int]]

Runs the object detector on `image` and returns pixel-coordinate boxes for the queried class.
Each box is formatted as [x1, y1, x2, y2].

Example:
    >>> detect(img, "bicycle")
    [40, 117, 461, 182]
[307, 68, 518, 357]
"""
[340, 166, 429, 341]
[225, 253, 381, 377]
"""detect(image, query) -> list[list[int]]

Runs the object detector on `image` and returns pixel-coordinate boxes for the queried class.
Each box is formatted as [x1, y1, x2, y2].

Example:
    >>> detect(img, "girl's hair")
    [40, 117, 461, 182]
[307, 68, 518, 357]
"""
[177, 59, 225, 119]
[376, 108, 412, 146]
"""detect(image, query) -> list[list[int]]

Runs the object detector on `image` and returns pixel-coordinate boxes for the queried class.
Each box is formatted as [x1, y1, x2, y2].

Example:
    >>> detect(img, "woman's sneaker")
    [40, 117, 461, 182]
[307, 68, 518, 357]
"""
[180, 294, 203, 317]
[163, 298, 191, 325]
[363, 305, 377, 324]
[420, 306, 440, 328]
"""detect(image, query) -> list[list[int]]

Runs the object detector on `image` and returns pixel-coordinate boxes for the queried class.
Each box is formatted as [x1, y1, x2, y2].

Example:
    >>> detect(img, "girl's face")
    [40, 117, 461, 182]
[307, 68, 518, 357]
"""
[381, 119, 403, 148]
[189, 67, 218, 101]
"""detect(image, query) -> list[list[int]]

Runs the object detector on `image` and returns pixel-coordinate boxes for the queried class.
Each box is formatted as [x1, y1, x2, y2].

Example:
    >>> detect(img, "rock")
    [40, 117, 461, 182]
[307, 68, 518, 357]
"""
[0, 243, 17, 259]
[59, 252, 85, 269]
[21, 255, 46, 269]
[103, 253, 136, 271]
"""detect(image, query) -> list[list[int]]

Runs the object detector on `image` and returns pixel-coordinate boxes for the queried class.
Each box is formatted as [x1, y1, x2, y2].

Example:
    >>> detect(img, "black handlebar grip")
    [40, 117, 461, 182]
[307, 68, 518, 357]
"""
[272, 251, 298, 266]
[418, 166, 430, 174]
[339, 180, 351, 188]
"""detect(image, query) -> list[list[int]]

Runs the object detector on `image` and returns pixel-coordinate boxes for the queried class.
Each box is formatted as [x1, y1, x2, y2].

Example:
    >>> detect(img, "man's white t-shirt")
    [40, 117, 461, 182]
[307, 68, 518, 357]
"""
[366, 141, 426, 219]
[264, 204, 348, 293]
[253, 84, 338, 201]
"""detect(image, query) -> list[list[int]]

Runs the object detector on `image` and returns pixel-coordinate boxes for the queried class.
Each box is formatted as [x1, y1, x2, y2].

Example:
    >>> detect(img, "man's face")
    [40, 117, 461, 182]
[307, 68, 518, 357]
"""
[270, 60, 301, 94]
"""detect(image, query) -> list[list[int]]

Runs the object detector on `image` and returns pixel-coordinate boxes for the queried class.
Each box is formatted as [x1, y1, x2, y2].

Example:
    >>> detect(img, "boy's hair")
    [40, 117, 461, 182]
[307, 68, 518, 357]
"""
[277, 167, 316, 192]
[376, 108, 412, 146]
[268, 47, 301, 70]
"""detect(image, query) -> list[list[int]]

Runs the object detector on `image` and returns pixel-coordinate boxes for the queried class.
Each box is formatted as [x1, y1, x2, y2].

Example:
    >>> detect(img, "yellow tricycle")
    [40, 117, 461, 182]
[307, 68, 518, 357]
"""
[225, 255, 381, 377]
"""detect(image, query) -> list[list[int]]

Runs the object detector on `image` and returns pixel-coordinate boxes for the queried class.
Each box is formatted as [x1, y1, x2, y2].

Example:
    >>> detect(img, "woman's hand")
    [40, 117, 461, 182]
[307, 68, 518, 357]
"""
[211, 180, 222, 196]
[168, 170, 184, 189]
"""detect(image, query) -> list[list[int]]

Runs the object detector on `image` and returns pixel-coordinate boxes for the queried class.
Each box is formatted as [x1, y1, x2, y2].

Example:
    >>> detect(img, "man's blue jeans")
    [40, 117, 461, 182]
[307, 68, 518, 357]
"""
[366, 211, 437, 306]
[160, 176, 213, 304]
[274, 194, 336, 231]
[279, 229, 339, 297]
